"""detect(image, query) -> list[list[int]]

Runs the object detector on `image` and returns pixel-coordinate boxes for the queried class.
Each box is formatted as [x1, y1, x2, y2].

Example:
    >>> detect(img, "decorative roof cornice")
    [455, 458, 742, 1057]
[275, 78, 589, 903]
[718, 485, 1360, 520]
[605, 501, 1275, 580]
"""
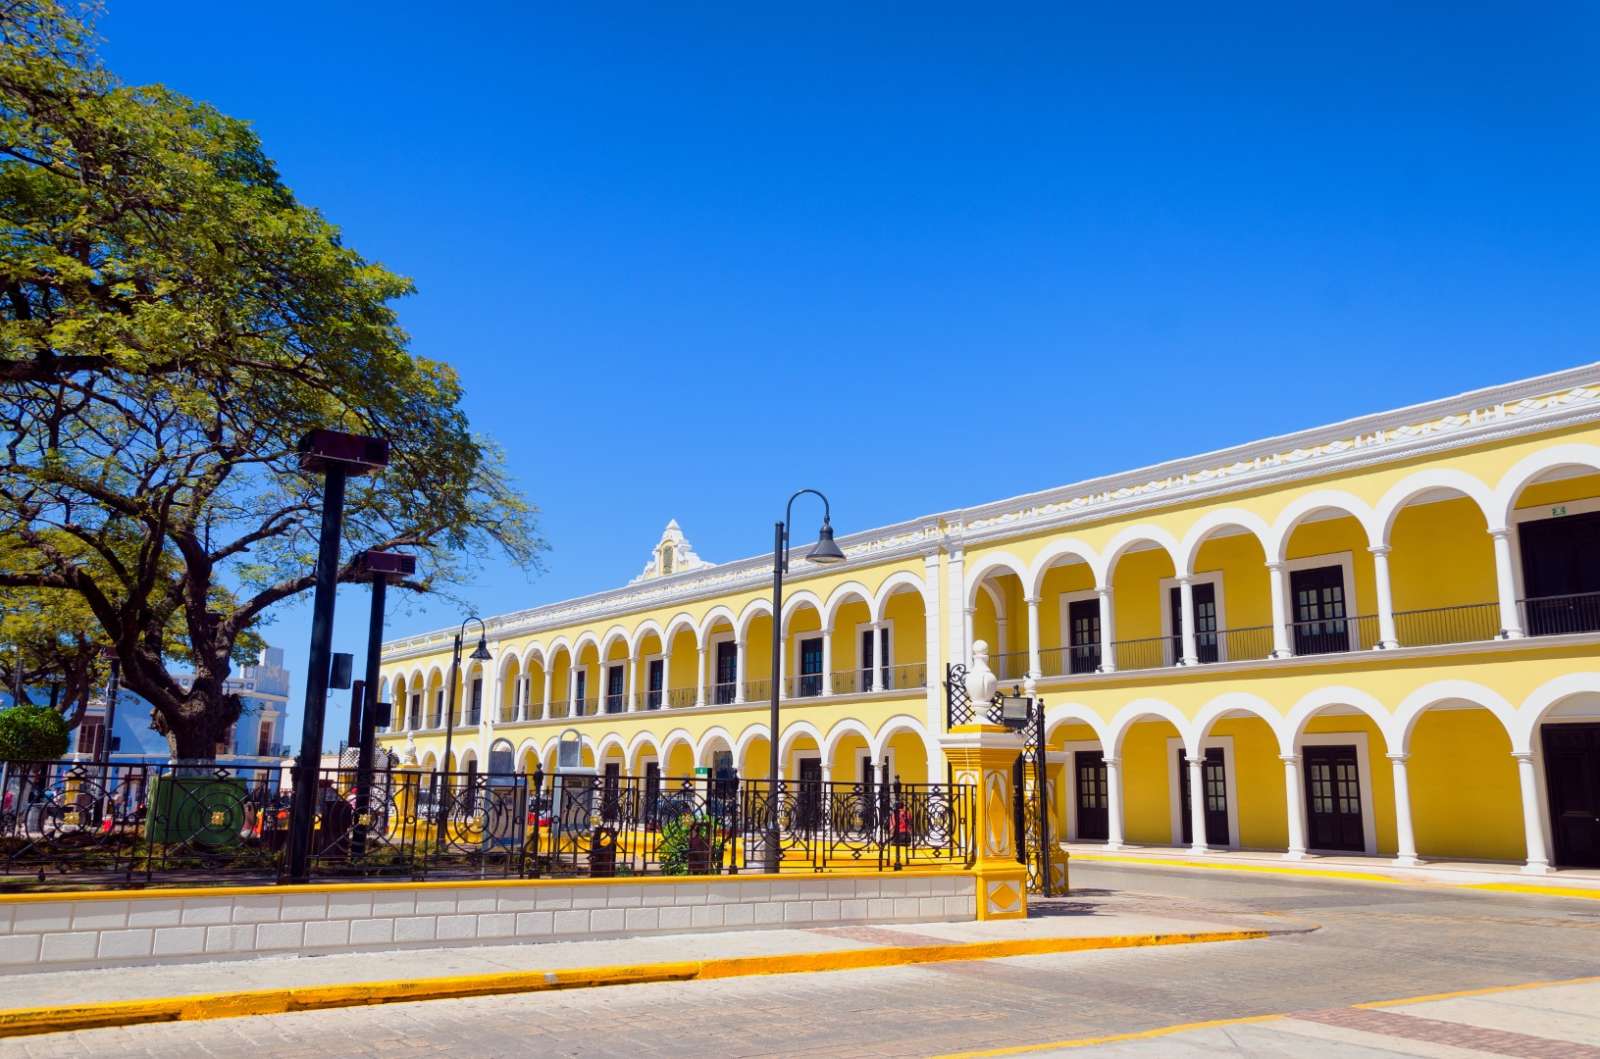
[382, 362, 1600, 663]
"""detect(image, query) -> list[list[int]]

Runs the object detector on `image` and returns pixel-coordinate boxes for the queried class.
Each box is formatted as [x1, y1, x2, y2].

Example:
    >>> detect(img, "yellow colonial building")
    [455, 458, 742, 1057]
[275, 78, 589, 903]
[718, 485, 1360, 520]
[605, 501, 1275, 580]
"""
[379, 363, 1600, 875]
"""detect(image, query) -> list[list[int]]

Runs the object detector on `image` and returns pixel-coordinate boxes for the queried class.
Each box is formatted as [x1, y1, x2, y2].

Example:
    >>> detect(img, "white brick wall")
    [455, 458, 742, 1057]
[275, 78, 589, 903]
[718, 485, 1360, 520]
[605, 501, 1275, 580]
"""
[0, 871, 977, 972]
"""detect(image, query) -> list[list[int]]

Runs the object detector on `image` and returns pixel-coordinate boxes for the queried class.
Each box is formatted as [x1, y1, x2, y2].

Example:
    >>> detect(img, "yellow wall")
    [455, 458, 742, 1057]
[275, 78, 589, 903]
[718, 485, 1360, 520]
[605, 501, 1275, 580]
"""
[1408, 708, 1524, 862]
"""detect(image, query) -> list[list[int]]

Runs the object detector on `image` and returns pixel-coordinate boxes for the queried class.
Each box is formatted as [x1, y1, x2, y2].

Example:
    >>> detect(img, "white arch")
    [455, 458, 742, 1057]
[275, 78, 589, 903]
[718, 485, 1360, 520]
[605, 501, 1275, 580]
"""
[733, 724, 771, 769]
[697, 605, 737, 642]
[571, 630, 601, 661]
[630, 619, 665, 655]
[1098, 524, 1183, 586]
[544, 636, 572, 663]
[1177, 509, 1272, 578]
[1492, 443, 1600, 532]
[660, 728, 696, 771]
[624, 732, 661, 774]
[735, 598, 773, 640]
[1042, 701, 1112, 748]
[821, 719, 874, 766]
[495, 649, 521, 684]
[964, 551, 1029, 608]
[1027, 538, 1101, 599]
[870, 714, 931, 769]
[1108, 698, 1193, 757]
[661, 612, 698, 650]
[1374, 468, 1496, 542]
[598, 625, 631, 660]
[777, 719, 825, 762]
[1516, 672, 1600, 755]
[1390, 680, 1518, 754]
[594, 732, 628, 765]
[822, 580, 875, 631]
[870, 571, 928, 622]
[1268, 490, 1379, 562]
[419, 751, 438, 771]
[694, 725, 736, 767]
[779, 590, 824, 634]
[519, 643, 547, 672]
[1191, 692, 1284, 747]
[1283, 686, 1390, 755]
[424, 664, 445, 688]
[514, 738, 540, 771]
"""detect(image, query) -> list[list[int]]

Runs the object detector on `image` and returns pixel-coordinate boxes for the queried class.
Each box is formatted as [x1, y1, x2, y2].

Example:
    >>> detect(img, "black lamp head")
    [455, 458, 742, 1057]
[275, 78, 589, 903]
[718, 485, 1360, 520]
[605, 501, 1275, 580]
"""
[805, 518, 847, 565]
[470, 635, 492, 662]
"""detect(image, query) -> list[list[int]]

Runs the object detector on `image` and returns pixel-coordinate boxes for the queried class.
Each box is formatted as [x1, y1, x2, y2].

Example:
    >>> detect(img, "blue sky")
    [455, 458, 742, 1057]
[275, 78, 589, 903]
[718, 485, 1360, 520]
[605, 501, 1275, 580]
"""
[96, 4, 1598, 748]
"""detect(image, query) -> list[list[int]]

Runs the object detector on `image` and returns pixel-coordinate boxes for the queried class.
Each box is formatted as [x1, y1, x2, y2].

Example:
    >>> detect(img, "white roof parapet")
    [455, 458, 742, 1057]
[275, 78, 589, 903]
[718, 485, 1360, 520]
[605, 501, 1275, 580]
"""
[382, 362, 1600, 662]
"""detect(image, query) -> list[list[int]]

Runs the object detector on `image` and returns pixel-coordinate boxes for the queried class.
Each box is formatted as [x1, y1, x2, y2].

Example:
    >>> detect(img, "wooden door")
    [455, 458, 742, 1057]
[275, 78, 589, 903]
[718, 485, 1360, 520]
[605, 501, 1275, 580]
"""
[1068, 599, 1102, 674]
[1303, 745, 1364, 851]
[1520, 511, 1600, 635]
[1074, 750, 1108, 840]
[1168, 583, 1220, 663]
[797, 758, 823, 830]
[1542, 723, 1600, 868]
[1178, 746, 1229, 846]
[1290, 565, 1349, 656]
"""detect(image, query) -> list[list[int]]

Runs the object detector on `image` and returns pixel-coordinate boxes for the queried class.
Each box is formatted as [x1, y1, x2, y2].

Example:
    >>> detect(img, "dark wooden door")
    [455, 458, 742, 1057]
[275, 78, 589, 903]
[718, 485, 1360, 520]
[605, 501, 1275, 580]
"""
[605, 665, 625, 713]
[1542, 723, 1600, 868]
[646, 659, 664, 709]
[1178, 746, 1229, 846]
[714, 641, 737, 704]
[1068, 599, 1102, 674]
[1074, 750, 1108, 840]
[1168, 583, 1220, 663]
[1520, 511, 1600, 635]
[1303, 745, 1364, 851]
[799, 637, 823, 697]
[797, 758, 823, 830]
[1290, 565, 1349, 655]
[644, 760, 660, 822]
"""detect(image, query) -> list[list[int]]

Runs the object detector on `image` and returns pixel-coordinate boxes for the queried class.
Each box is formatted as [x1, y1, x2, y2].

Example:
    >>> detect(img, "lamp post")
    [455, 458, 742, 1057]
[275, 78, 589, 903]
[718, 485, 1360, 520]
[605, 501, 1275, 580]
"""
[351, 550, 415, 858]
[765, 490, 847, 873]
[438, 615, 492, 846]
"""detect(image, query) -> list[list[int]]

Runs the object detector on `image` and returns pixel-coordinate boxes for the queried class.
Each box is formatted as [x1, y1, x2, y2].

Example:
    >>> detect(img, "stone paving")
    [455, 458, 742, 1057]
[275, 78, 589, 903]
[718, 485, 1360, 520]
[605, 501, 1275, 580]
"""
[13, 862, 1600, 1057]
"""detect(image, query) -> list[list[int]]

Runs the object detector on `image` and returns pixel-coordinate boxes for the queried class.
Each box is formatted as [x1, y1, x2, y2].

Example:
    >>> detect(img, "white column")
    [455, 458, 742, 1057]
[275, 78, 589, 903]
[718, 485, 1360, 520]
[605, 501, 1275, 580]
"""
[1267, 561, 1293, 658]
[1491, 529, 1524, 638]
[625, 654, 637, 712]
[963, 608, 976, 667]
[1282, 753, 1306, 859]
[733, 637, 746, 704]
[1388, 753, 1419, 866]
[540, 668, 552, 720]
[694, 647, 706, 707]
[924, 552, 944, 738]
[1513, 751, 1550, 873]
[995, 616, 1009, 677]
[1104, 756, 1125, 850]
[868, 623, 883, 692]
[1177, 577, 1199, 666]
[823, 627, 837, 694]
[1187, 753, 1208, 854]
[567, 667, 579, 716]
[1097, 586, 1117, 673]
[946, 547, 967, 667]
[1024, 596, 1042, 684]
[1371, 546, 1400, 649]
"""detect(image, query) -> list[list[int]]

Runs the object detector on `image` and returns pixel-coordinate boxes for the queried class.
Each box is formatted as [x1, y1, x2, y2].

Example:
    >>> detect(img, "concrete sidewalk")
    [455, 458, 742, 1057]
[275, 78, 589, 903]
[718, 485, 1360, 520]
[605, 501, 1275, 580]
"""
[0, 890, 1289, 1036]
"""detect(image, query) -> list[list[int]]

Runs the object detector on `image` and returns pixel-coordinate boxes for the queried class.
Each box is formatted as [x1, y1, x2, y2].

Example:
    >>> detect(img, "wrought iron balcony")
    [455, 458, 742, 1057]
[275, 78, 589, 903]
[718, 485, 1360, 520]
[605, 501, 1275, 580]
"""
[1519, 591, 1600, 637]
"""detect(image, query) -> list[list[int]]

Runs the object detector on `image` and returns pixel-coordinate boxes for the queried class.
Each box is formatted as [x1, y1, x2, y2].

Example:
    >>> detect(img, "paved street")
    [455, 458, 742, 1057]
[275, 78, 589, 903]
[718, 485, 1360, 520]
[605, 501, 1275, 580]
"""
[14, 863, 1600, 1057]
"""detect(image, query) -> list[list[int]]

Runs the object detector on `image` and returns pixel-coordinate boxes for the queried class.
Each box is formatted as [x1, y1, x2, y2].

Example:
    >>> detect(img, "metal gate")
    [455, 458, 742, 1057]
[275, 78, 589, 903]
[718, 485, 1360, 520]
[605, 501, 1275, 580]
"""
[945, 663, 1053, 896]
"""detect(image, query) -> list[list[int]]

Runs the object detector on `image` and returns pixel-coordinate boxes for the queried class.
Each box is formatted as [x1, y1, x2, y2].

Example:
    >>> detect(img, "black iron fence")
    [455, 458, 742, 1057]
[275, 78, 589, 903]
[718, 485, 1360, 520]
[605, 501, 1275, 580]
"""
[0, 760, 972, 891]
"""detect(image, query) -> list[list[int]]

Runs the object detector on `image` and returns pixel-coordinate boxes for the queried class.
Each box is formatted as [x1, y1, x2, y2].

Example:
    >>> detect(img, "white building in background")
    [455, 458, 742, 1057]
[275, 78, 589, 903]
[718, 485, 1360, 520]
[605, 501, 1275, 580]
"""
[71, 646, 292, 764]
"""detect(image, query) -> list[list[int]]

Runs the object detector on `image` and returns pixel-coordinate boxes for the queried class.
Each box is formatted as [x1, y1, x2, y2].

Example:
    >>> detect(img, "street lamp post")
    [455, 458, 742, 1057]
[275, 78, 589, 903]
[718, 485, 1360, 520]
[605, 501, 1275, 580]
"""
[765, 490, 846, 873]
[438, 615, 492, 847]
[351, 550, 415, 859]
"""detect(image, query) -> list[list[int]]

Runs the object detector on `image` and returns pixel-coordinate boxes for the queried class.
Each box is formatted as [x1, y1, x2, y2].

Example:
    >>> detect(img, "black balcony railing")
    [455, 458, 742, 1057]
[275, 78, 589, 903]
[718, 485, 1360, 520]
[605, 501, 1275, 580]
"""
[604, 692, 626, 714]
[667, 687, 697, 708]
[1214, 624, 1275, 662]
[1391, 602, 1500, 647]
[711, 681, 738, 705]
[1286, 613, 1380, 656]
[993, 651, 1029, 682]
[1109, 635, 1178, 672]
[1520, 591, 1600, 637]
[0, 760, 974, 890]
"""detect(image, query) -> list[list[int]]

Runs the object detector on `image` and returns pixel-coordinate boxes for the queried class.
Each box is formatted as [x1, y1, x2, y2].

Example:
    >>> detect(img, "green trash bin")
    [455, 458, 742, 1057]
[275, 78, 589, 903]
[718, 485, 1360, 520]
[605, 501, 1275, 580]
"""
[145, 773, 249, 850]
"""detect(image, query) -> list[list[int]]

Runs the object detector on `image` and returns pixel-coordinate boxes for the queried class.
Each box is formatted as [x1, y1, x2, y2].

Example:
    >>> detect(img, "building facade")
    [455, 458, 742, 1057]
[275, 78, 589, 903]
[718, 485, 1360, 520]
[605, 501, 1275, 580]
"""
[378, 364, 1600, 874]
[71, 647, 291, 764]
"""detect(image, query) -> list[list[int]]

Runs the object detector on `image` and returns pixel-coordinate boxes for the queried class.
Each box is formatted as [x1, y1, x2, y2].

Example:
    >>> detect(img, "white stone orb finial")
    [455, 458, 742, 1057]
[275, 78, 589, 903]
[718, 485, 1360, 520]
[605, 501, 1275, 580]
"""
[964, 639, 997, 706]
[402, 733, 419, 765]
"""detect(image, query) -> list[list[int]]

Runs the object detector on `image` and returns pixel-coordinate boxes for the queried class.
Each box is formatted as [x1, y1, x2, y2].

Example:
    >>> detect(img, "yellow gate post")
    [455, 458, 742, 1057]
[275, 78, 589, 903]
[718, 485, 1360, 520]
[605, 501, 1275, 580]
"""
[939, 640, 1028, 920]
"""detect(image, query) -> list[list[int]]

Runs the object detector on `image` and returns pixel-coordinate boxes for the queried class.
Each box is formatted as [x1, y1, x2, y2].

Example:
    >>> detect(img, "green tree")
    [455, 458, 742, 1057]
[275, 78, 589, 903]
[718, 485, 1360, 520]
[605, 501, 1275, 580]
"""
[0, 3, 541, 758]
[0, 703, 69, 762]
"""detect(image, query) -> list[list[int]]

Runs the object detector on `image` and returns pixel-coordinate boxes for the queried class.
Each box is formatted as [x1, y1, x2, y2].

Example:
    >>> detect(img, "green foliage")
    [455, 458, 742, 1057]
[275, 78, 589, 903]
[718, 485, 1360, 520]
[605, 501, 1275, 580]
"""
[0, 3, 542, 756]
[658, 813, 723, 876]
[0, 704, 70, 762]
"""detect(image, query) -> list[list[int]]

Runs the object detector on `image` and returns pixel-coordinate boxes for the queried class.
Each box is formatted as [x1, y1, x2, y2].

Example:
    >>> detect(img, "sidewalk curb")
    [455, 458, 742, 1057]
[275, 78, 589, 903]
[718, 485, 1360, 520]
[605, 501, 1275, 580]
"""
[0, 928, 1273, 1038]
[1071, 852, 1600, 900]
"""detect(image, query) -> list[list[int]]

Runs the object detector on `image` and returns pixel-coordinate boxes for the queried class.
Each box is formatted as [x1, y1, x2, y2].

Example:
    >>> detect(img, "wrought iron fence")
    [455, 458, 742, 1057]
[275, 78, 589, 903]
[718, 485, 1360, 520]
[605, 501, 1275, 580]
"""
[1520, 591, 1600, 637]
[1109, 634, 1177, 672]
[0, 760, 973, 891]
[1285, 613, 1381, 655]
[1214, 624, 1275, 662]
[1391, 602, 1500, 647]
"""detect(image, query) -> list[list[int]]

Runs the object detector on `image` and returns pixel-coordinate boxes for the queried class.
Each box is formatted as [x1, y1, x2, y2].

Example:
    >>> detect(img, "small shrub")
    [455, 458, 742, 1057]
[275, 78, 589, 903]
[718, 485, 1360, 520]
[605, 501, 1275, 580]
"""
[0, 706, 69, 763]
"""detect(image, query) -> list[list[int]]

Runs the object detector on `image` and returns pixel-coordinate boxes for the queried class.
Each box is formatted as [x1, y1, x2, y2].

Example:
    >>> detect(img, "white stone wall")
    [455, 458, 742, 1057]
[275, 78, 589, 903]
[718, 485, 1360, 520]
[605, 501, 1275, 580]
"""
[0, 872, 977, 971]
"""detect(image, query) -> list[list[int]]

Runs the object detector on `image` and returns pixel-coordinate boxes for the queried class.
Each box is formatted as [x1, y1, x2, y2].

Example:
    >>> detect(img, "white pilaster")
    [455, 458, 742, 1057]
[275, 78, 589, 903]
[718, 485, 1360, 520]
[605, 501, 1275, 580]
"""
[695, 647, 706, 708]
[1104, 756, 1125, 849]
[1388, 753, 1419, 866]
[868, 623, 883, 692]
[567, 667, 579, 717]
[1267, 561, 1294, 658]
[925, 551, 945, 739]
[733, 637, 746, 704]
[625, 654, 637, 712]
[1491, 529, 1525, 638]
[1371, 546, 1400, 649]
[540, 668, 552, 720]
[1187, 754, 1209, 853]
[1024, 596, 1042, 683]
[1282, 753, 1306, 859]
[1513, 751, 1550, 873]
[1177, 576, 1199, 666]
[823, 627, 836, 693]
[946, 547, 966, 667]
[1096, 586, 1117, 673]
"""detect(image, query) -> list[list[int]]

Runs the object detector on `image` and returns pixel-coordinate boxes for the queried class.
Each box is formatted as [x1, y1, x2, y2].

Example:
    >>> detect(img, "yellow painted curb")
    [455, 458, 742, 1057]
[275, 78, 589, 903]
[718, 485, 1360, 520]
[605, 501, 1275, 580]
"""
[0, 929, 1269, 1039]
[1072, 851, 1600, 901]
